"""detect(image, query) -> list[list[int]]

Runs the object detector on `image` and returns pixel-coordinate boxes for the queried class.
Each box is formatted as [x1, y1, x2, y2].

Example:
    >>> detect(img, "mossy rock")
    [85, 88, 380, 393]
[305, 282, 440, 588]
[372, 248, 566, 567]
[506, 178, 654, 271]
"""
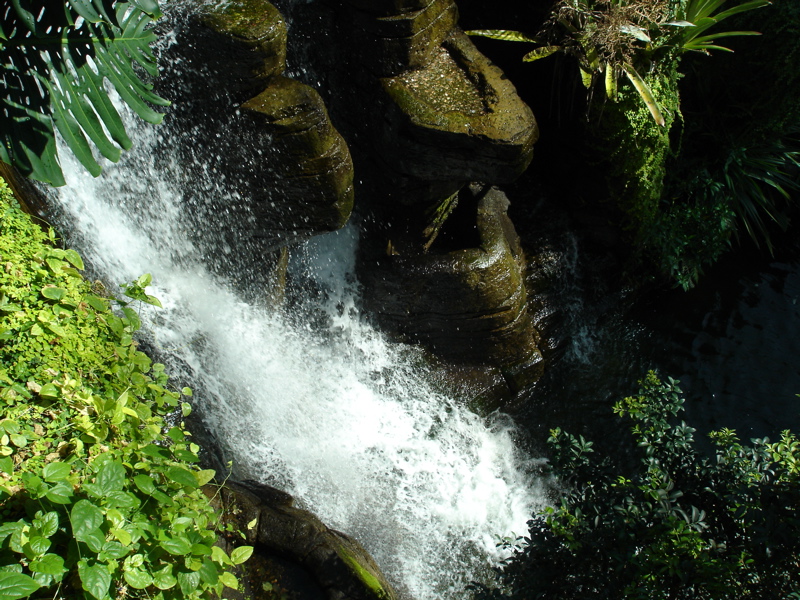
[341, 0, 458, 76]
[199, 0, 287, 78]
[241, 77, 355, 233]
[378, 29, 537, 185]
[361, 185, 541, 368]
[217, 483, 398, 600]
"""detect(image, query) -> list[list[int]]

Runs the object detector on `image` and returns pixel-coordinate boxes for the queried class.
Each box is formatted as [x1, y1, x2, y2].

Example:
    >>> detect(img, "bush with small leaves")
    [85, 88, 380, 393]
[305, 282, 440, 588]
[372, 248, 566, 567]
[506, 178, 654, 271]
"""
[473, 372, 800, 600]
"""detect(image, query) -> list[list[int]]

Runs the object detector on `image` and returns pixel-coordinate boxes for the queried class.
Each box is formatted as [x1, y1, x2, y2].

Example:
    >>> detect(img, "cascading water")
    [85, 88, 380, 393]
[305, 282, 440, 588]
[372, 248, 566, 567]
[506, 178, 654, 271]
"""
[44, 13, 547, 600]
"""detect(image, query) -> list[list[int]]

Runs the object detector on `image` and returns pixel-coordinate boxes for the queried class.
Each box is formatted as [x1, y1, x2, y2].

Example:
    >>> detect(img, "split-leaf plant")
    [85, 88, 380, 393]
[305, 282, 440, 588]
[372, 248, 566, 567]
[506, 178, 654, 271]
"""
[0, 179, 252, 600]
[0, 1, 170, 186]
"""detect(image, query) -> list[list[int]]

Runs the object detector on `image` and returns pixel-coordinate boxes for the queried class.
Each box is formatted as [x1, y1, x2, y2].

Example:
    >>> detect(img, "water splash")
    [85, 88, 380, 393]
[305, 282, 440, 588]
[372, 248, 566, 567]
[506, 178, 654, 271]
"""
[45, 40, 546, 600]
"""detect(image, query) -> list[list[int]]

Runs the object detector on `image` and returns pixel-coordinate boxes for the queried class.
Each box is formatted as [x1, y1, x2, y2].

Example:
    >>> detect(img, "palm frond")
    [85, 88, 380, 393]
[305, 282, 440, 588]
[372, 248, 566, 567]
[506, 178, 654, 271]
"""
[0, 1, 167, 186]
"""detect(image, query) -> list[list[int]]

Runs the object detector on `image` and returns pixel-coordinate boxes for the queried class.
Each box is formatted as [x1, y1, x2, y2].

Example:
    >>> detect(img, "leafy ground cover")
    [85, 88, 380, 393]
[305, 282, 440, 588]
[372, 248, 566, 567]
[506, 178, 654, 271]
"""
[0, 178, 250, 600]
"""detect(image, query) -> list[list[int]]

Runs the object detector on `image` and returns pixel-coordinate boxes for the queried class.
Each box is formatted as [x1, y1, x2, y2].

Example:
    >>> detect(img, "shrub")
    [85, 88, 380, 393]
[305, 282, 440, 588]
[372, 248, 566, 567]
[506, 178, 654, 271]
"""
[0, 180, 251, 600]
[474, 372, 800, 599]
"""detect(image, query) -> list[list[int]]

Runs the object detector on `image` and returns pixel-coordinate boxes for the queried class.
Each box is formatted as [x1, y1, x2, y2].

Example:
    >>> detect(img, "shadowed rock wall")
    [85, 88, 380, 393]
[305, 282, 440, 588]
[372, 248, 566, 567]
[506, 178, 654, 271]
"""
[276, 0, 541, 380]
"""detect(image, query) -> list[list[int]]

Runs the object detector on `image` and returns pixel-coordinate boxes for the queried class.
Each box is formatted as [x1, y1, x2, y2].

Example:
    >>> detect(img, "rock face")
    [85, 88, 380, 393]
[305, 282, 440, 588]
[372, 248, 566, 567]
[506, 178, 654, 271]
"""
[155, 0, 541, 372]
[212, 481, 397, 600]
[156, 0, 354, 302]
[276, 0, 541, 373]
[362, 185, 540, 369]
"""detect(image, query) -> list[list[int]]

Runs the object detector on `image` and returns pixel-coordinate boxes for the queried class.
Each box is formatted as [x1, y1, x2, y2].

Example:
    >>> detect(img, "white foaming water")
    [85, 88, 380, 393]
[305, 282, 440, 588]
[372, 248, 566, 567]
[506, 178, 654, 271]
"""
[46, 55, 545, 600]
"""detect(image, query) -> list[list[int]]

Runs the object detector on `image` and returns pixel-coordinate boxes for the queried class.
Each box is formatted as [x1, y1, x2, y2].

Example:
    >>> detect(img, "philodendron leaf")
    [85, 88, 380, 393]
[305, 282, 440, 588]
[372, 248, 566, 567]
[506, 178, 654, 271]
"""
[0, 2, 168, 185]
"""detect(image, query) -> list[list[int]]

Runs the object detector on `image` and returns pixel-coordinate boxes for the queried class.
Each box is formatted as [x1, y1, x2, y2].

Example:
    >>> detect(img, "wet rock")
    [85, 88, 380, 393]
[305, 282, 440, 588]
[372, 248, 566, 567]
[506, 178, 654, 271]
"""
[241, 77, 355, 238]
[335, 0, 459, 77]
[154, 0, 354, 291]
[213, 482, 397, 600]
[379, 29, 538, 186]
[362, 185, 541, 368]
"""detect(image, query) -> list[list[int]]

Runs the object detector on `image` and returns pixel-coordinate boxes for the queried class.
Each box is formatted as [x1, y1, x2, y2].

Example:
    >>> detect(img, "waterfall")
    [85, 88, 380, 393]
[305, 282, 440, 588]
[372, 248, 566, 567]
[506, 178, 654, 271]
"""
[44, 41, 547, 600]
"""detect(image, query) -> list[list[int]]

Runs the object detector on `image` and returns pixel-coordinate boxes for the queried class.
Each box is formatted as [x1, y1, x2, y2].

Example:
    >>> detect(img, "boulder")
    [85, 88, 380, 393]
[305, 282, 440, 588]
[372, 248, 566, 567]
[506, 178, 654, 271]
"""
[379, 29, 538, 186]
[153, 0, 354, 289]
[212, 481, 397, 600]
[361, 185, 541, 369]
[335, 0, 459, 77]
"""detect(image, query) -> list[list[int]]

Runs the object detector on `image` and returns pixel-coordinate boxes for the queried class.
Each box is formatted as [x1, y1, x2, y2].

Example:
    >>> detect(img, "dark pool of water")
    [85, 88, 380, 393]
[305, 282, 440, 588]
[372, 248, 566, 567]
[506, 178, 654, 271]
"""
[507, 187, 800, 460]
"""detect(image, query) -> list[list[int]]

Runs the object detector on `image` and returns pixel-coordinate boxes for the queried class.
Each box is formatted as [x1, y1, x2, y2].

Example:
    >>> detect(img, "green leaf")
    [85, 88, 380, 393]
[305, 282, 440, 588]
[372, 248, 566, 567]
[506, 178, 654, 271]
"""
[621, 64, 666, 126]
[133, 474, 157, 495]
[0, 457, 13, 475]
[64, 249, 85, 270]
[177, 570, 201, 596]
[98, 541, 129, 561]
[522, 45, 562, 62]
[36, 512, 59, 538]
[94, 460, 126, 495]
[103, 491, 140, 509]
[78, 561, 111, 600]
[38, 383, 59, 400]
[220, 571, 239, 590]
[139, 444, 170, 460]
[79, 528, 106, 553]
[198, 559, 220, 585]
[0, 3, 168, 184]
[84, 295, 109, 312]
[195, 469, 216, 487]
[211, 546, 232, 566]
[0, 572, 41, 600]
[29, 554, 65, 576]
[25, 535, 51, 557]
[45, 481, 74, 504]
[71, 499, 104, 539]
[230, 546, 253, 565]
[619, 24, 651, 42]
[167, 466, 200, 488]
[9, 434, 26, 448]
[111, 527, 132, 546]
[152, 565, 177, 590]
[41, 286, 67, 301]
[42, 461, 71, 482]
[161, 536, 192, 556]
[123, 568, 152, 590]
[465, 29, 540, 43]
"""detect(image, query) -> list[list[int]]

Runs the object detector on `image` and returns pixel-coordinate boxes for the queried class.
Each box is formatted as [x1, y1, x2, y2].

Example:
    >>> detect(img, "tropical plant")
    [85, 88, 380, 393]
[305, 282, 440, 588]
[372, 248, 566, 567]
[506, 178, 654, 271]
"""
[0, 0, 169, 186]
[0, 182, 251, 599]
[467, 0, 769, 125]
[472, 372, 800, 599]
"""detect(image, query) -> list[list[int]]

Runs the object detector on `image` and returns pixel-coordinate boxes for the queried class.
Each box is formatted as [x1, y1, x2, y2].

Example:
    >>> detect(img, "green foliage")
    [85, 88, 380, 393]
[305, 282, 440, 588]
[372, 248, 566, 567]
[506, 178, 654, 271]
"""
[0, 1, 170, 186]
[474, 372, 800, 599]
[0, 181, 250, 599]
[592, 60, 682, 228]
[467, 0, 768, 125]
[640, 178, 735, 290]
